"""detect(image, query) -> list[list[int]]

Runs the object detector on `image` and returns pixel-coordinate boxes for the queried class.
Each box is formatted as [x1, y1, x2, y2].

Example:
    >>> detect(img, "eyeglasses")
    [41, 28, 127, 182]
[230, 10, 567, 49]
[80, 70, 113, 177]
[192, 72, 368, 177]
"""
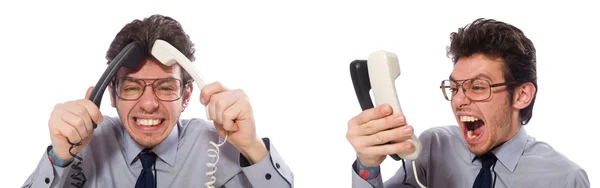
[440, 78, 510, 101]
[114, 77, 186, 101]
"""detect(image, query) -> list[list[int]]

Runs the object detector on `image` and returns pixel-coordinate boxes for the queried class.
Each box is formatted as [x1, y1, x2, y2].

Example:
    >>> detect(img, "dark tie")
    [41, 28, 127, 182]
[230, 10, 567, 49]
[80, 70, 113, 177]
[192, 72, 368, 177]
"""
[472, 152, 498, 188]
[135, 149, 157, 188]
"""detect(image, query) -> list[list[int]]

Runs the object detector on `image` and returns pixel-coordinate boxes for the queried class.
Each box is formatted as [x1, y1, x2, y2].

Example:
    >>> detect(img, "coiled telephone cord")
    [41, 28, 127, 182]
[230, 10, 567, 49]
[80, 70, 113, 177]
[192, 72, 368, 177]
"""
[67, 140, 86, 188]
[205, 133, 228, 188]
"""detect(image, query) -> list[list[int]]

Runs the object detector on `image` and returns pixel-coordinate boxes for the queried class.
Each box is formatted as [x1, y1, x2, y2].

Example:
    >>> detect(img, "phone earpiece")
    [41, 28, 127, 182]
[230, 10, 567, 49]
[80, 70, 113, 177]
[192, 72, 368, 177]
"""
[69, 41, 145, 188]
[151, 39, 228, 188]
[350, 50, 426, 188]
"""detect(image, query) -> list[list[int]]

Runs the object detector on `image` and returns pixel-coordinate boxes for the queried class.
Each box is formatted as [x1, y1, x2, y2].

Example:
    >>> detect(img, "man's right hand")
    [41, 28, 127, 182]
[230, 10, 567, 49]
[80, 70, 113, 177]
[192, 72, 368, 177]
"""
[346, 104, 415, 167]
[48, 86, 103, 161]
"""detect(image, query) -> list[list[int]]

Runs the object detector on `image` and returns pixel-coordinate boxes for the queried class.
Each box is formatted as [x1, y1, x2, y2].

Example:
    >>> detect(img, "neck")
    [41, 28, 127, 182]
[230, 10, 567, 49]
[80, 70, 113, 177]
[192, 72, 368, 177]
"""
[499, 112, 522, 145]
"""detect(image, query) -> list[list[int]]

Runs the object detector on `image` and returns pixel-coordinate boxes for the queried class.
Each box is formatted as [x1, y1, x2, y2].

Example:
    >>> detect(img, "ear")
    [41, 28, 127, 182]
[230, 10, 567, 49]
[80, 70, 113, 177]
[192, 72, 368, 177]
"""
[512, 82, 536, 110]
[182, 83, 193, 109]
[108, 84, 116, 108]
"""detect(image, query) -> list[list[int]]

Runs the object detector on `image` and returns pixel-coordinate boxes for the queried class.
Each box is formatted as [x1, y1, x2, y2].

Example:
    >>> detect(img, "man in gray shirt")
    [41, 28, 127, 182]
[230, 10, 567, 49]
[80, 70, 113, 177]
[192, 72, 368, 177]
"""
[22, 14, 293, 188]
[346, 18, 589, 188]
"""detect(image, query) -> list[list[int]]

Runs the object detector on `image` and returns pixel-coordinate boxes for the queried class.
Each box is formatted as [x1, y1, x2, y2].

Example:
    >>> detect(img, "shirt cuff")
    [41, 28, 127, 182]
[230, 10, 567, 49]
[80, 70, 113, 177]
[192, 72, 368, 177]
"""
[22, 146, 71, 188]
[239, 137, 293, 187]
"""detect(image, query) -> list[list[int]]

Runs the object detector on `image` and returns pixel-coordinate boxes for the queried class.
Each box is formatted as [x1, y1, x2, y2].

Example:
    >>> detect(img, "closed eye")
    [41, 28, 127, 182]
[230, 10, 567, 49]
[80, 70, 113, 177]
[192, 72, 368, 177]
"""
[158, 87, 175, 91]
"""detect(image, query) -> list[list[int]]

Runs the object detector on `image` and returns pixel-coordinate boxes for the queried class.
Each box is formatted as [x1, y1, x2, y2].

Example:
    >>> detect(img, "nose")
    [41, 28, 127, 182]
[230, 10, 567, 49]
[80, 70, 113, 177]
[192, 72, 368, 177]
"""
[138, 86, 159, 113]
[452, 87, 471, 108]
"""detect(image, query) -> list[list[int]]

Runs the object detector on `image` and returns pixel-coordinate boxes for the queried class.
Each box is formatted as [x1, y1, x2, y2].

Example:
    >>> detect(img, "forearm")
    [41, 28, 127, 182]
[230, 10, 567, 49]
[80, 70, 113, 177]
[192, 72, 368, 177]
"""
[239, 137, 268, 165]
[239, 138, 293, 187]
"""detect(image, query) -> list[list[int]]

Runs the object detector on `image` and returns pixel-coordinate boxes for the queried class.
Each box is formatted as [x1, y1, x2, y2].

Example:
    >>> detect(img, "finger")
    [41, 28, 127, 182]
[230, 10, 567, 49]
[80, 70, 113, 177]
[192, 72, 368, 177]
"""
[74, 102, 97, 134]
[221, 96, 247, 132]
[207, 93, 233, 124]
[200, 81, 228, 105]
[390, 125, 415, 144]
[205, 93, 222, 123]
[360, 125, 414, 147]
[203, 83, 225, 121]
[56, 111, 84, 144]
[72, 103, 92, 135]
[85, 86, 95, 100]
[60, 105, 90, 141]
[348, 104, 393, 128]
[215, 95, 237, 125]
[59, 124, 83, 145]
[362, 141, 415, 156]
[213, 121, 226, 138]
[210, 90, 238, 124]
[207, 99, 216, 122]
[48, 105, 65, 135]
[76, 99, 103, 125]
[360, 113, 406, 136]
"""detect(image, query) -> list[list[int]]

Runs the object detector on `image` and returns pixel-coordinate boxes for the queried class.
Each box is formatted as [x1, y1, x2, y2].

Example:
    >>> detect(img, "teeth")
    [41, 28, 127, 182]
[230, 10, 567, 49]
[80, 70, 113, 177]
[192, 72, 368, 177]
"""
[467, 130, 476, 138]
[136, 118, 162, 126]
[460, 116, 479, 122]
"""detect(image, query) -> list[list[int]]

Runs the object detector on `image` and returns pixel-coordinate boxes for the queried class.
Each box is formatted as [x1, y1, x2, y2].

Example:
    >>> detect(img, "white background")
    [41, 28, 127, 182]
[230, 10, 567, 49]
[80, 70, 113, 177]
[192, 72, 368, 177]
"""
[1, 0, 598, 187]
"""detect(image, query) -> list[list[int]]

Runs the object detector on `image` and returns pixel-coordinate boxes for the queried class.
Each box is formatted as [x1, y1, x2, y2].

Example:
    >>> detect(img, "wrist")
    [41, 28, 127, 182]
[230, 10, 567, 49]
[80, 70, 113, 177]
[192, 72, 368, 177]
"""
[48, 148, 73, 167]
[356, 157, 380, 180]
[239, 137, 268, 165]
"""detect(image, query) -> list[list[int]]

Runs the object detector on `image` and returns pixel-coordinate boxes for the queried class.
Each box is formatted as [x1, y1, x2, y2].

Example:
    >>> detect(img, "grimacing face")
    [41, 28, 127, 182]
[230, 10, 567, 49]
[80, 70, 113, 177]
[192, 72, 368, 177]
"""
[109, 58, 192, 148]
[449, 53, 521, 156]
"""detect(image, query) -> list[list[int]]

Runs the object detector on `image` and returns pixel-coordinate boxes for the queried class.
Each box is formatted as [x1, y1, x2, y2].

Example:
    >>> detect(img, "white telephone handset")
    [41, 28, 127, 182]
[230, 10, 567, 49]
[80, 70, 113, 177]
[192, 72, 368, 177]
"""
[151, 39, 227, 188]
[367, 50, 422, 160]
[151, 40, 209, 118]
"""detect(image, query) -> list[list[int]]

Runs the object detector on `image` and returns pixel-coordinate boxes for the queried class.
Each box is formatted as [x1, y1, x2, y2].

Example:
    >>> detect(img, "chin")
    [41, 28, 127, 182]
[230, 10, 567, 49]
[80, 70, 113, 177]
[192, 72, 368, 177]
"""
[467, 142, 492, 156]
[135, 137, 163, 148]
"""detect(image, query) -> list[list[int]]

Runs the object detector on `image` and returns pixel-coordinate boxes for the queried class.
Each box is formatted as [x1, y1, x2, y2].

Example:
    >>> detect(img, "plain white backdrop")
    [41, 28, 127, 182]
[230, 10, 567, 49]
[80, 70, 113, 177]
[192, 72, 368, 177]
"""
[0, 0, 598, 187]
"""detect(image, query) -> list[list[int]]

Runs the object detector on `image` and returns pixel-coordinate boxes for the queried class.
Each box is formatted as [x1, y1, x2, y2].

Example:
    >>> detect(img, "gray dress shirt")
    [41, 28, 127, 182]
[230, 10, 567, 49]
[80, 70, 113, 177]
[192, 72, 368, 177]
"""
[352, 125, 589, 188]
[22, 116, 294, 188]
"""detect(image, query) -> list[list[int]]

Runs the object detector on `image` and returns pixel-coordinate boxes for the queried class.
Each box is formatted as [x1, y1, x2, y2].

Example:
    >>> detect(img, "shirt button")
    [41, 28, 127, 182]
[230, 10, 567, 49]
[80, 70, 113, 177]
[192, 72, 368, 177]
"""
[276, 163, 280, 169]
[265, 173, 272, 180]
[44, 177, 50, 184]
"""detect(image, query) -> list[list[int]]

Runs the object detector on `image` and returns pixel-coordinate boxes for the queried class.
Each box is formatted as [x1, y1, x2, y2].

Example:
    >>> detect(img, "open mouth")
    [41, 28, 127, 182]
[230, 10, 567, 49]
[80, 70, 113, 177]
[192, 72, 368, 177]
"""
[133, 117, 165, 128]
[460, 116, 485, 142]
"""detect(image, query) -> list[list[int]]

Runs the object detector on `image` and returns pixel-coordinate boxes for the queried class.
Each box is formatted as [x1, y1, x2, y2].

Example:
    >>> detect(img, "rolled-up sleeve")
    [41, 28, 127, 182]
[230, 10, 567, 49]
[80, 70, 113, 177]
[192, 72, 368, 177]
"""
[239, 138, 293, 187]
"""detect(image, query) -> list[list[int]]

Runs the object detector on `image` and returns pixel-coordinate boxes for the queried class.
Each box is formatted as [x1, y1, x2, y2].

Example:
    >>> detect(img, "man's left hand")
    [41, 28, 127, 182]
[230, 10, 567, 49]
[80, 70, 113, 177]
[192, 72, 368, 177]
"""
[200, 81, 267, 164]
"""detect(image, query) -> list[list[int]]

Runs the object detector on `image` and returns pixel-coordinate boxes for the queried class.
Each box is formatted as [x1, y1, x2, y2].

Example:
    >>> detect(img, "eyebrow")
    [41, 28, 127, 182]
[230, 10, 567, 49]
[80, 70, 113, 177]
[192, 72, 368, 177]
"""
[449, 73, 493, 82]
[122, 76, 176, 79]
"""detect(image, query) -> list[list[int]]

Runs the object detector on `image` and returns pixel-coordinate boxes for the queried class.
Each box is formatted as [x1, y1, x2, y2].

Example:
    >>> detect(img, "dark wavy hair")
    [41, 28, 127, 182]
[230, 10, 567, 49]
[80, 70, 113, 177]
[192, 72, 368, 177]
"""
[105, 14, 196, 84]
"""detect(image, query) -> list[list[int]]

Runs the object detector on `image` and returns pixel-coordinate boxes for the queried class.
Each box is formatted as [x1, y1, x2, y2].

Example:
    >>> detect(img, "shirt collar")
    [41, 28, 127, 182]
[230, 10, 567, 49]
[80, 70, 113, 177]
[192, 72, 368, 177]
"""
[470, 126, 528, 172]
[124, 122, 179, 167]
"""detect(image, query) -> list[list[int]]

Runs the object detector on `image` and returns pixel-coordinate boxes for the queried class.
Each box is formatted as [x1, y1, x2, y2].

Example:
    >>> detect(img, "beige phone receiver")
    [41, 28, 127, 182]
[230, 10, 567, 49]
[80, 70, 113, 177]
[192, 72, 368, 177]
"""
[151, 39, 228, 188]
